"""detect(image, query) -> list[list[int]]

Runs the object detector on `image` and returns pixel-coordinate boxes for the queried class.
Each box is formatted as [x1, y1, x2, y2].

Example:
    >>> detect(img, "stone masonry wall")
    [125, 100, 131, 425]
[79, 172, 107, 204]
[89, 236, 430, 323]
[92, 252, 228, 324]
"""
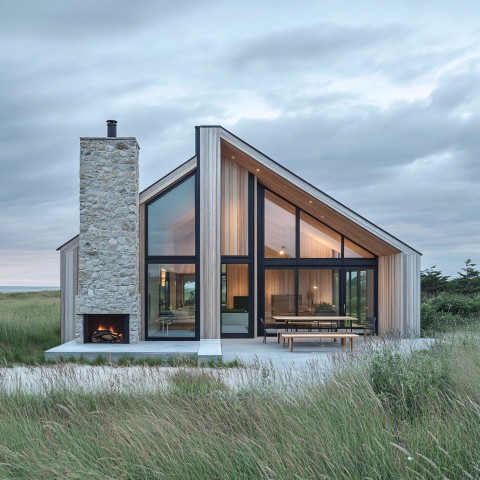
[75, 137, 141, 343]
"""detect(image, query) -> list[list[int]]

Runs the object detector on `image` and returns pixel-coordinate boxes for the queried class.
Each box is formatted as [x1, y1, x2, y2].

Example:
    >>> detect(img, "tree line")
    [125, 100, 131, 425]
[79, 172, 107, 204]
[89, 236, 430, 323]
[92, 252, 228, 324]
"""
[421, 259, 480, 296]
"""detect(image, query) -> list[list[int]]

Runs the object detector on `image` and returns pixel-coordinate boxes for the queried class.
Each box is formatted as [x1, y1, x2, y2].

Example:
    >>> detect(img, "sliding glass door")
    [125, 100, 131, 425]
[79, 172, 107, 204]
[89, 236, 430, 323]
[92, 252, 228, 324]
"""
[345, 268, 375, 323]
[298, 269, 340, 316]
[221, 264, 252, 336]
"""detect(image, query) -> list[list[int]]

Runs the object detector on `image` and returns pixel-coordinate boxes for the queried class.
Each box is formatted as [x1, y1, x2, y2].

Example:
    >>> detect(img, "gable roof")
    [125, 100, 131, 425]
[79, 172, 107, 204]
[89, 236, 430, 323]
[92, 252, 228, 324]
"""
[208, 125, 420, 256]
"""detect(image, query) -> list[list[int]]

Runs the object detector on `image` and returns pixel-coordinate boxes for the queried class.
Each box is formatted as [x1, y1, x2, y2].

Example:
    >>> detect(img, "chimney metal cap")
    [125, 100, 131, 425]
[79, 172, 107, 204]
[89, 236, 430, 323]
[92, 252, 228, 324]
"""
[106, 120, 117, 137]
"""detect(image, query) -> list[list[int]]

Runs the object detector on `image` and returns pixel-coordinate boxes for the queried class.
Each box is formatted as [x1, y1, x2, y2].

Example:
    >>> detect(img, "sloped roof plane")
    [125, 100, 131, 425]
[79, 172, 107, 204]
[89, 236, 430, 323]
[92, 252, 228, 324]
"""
[213, 126, 420, 257]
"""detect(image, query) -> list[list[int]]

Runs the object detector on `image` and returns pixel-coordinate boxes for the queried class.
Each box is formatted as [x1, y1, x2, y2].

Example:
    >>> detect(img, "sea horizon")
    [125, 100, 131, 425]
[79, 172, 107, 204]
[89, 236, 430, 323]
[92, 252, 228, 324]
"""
[0, 286, 60, 293]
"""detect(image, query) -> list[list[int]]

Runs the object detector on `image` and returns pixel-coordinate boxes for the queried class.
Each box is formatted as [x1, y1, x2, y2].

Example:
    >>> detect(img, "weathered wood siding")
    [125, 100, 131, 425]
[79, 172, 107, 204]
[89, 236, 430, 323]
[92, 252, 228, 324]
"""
[378, 252, 421, 336]
[59, 237, 79, 342]
[198, 127, 221, 339]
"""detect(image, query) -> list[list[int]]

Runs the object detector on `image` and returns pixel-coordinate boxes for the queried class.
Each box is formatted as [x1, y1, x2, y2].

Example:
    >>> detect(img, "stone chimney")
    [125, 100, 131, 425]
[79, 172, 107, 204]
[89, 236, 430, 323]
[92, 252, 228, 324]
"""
[75, 122, 141, 343]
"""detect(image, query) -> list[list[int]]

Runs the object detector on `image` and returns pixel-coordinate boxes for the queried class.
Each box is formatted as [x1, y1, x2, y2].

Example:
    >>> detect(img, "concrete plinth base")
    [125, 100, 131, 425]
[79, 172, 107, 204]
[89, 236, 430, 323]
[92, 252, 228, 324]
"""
[45, 339, 222, 365]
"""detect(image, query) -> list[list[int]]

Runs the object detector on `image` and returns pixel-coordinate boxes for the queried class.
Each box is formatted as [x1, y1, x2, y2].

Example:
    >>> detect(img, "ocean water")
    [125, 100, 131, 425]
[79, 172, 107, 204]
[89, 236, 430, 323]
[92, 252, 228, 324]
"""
[0, 286, 60, 293]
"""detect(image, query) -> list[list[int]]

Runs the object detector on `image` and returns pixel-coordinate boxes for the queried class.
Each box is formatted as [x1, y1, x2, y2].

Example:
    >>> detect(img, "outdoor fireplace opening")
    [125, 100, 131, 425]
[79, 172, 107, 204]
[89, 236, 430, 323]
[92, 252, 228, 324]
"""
[84, 314, 130, 344]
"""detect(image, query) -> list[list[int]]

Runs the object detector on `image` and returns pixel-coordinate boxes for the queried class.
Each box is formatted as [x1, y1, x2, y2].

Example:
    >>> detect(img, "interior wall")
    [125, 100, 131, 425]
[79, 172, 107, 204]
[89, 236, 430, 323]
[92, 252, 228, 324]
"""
[225, 265, 249, 309]
[297, 270, 334, 307]
[221, 156, 249, 255]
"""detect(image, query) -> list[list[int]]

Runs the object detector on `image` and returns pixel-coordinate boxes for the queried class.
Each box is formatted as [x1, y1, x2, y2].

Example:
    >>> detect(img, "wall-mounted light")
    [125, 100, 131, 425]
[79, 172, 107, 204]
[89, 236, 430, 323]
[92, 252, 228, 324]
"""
[313, 285, 318, 290]
[279, 246, 286, 255]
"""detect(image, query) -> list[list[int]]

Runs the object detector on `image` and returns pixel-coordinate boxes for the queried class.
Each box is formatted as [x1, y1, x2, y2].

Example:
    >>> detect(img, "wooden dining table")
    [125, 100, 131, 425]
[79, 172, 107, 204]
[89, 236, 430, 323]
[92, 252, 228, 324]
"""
[272, 315, 358, 332]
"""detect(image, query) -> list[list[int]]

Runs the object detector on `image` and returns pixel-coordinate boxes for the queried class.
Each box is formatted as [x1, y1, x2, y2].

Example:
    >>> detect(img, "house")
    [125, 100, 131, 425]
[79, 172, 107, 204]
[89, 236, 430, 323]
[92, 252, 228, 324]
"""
[57, 121, 421, 345]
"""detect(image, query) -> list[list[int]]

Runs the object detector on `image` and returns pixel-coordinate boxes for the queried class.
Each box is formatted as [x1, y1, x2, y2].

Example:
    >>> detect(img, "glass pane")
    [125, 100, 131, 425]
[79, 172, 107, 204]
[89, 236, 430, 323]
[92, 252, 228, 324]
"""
[300, 212, 341, 258]
[147, 264, 196, 338]
[221, 264, 249, 334]
[147, 175, 195, 256]
[298, 269, 339, 316]
[221, 157, 248, 255]
[345, 268, 375, 323]
[264, 191, 296, 258]
[264, 269, 295, 325]
[344, 238, 374, 258]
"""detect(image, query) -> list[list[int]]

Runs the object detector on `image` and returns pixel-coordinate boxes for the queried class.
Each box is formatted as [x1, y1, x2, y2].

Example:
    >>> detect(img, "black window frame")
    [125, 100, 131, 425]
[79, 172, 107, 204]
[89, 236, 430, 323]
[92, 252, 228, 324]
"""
[220, 172, 255, 338]
[257, 184, 378, 334]
[145, 172, 200, 341]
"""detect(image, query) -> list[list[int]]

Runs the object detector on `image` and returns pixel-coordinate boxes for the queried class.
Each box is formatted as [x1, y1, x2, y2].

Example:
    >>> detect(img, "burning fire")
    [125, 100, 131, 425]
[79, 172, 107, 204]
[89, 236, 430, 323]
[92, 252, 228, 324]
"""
[93, 324, 124, 341]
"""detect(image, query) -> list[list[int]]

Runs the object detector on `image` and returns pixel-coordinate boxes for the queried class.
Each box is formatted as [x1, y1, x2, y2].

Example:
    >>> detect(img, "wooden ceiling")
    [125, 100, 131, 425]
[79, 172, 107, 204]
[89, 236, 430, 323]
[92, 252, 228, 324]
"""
[221, 139, 401, 257]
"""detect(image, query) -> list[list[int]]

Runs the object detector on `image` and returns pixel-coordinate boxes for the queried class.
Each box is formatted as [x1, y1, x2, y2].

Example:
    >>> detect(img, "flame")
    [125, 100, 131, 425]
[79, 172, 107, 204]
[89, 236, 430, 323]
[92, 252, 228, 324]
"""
[95, 324, 118, 334]
[94, 324, 123, 339]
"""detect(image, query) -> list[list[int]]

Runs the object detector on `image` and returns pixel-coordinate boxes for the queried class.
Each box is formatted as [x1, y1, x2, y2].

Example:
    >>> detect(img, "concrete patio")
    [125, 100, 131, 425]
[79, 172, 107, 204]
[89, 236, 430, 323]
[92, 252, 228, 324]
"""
[45, 335, 372, 366]
[45, 339, 223, 364]
[45, 336, 434, 368]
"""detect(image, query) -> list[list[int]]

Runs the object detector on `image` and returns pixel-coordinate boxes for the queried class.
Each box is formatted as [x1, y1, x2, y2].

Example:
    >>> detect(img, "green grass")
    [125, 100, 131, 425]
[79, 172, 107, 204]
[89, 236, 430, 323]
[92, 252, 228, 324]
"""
[1, 292, 480, 477]
[0, 291, 60, 365]
[0, 335, 480, 478]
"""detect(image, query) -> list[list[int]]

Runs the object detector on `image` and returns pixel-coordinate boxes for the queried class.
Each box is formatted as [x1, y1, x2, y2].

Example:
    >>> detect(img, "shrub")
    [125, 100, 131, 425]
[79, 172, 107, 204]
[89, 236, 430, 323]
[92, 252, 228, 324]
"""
[421, 292, 480, 332]
[429, 292, 480, 316]
[369, 346, 449, 419]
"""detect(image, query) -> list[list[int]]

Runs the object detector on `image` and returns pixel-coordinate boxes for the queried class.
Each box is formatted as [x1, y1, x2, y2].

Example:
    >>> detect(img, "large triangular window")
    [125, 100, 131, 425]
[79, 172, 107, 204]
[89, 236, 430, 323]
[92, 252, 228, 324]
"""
[300, 211, 341, 258]
[147, 174, 195, 256]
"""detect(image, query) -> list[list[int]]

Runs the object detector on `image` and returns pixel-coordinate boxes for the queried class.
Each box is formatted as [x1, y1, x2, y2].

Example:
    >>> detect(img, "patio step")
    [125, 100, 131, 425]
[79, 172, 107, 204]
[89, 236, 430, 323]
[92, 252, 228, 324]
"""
[197, 339, 223, 365]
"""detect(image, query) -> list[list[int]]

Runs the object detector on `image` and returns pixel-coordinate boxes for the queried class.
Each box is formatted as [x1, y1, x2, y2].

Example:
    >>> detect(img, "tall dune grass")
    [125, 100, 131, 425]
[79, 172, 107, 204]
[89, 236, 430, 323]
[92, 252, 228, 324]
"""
[0, 334, 479, 479]
[0, 291, 60, 364]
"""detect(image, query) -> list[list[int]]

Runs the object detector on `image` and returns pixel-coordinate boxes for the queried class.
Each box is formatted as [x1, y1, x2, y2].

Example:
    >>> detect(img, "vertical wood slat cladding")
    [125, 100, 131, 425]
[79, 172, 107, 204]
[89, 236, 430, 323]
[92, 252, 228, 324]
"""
[225, 265, 249, 308]
[253, 177, 258, 336]
[60, 238, 79, 342]
[199, 127, 221, 339]
[139, 203, 145, 340]
[264, 270, 295, 321]
[378, 252, 420, 336]
[298, 270, 334, 307]
[221, 156, 248, 255]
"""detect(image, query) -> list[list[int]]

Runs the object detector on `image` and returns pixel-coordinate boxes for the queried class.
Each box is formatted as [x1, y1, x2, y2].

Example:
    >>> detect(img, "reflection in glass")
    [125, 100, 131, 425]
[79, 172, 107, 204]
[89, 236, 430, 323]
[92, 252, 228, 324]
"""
[264, 269, 295, 324]
[345, 268, 375, 322]
[221, 158, 248, 255]
[221, 264, 249, 335]
[147, 175, 195, 256]
[300, 212, 341, 258]
[264, 191, 296, 258]
[344, 238, 374, 258]
[298, 269, 339, 317]
[147, 264, 196, 338]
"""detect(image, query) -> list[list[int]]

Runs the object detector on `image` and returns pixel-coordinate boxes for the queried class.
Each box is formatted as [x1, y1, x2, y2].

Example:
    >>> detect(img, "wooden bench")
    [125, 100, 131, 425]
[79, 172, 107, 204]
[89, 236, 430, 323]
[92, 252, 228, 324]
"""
[279, 332, 359, 352]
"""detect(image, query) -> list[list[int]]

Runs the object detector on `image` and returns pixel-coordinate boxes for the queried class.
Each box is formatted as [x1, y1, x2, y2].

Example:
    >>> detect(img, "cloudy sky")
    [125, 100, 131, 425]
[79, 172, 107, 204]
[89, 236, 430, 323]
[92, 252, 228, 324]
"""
[0, 0, 479, 285]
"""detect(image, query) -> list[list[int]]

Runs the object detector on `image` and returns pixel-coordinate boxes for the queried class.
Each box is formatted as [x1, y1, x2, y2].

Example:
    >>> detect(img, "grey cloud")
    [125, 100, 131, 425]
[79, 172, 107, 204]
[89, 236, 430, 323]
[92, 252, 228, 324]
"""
[230, 22, 410, 69]
[0, 1, 478, 282]
[0, 0, 208, 40]
[232, 69, 480, 192]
